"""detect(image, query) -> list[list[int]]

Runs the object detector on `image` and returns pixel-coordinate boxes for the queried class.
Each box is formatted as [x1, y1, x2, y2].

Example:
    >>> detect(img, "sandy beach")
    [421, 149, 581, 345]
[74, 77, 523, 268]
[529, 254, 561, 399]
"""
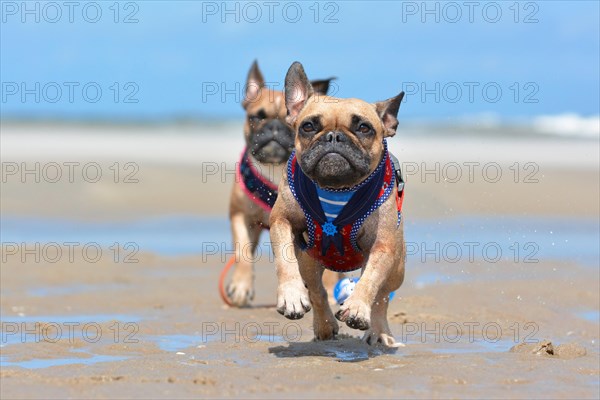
[1, 122, 599, 399]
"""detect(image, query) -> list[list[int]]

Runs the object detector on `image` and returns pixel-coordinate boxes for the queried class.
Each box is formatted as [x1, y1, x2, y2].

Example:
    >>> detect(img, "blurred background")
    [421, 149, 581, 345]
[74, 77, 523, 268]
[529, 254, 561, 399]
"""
[0, 2, 599, 396]
[1, 0, 599, 221]
[2, 1, 599, 126]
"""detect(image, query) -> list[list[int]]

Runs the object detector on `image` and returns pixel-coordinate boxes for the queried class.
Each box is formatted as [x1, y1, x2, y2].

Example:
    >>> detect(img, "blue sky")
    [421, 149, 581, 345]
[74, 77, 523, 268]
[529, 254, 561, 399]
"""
[1, 1, 598, 121]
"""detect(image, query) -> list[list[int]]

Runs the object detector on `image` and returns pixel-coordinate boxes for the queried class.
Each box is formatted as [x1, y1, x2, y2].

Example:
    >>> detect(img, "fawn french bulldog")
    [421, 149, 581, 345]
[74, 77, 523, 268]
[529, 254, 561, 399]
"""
[269, 62, 406, 346]
[226, 61, 334, 307]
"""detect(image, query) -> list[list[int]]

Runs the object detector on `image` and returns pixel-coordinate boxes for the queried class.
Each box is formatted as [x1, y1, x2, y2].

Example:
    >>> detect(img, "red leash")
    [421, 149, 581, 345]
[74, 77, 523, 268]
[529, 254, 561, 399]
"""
[218, 253, 277, 308]
[218, 256, 236, 307]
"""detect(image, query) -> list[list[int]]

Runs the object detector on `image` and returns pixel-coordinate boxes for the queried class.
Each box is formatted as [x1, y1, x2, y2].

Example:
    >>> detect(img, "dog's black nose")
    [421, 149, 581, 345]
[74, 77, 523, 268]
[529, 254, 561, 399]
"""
[325, 131, 345, 143]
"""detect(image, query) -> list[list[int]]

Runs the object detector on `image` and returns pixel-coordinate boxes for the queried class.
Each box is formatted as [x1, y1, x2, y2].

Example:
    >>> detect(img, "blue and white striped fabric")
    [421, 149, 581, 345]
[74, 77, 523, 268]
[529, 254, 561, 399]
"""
[315, 187, 356, 222]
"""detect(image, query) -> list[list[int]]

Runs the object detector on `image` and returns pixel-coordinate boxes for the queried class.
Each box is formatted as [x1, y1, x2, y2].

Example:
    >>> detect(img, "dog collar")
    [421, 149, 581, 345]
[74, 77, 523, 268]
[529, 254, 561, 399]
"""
[287, 139, 404, 272]
[237, 148, 278, 212]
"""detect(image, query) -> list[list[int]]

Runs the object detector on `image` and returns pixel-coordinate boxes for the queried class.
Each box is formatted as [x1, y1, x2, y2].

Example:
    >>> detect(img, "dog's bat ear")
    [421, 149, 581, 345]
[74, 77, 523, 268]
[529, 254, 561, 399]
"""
[374, 91, 405, 137]
[243, 60, 265, 108]
[309, 77, 336, 96]
[285, 61, 314, 125]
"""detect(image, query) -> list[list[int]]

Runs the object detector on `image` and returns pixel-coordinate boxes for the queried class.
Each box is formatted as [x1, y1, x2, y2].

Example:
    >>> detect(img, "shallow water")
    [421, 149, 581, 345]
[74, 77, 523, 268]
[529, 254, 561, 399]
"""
[26, 283, 130, 298]
[576, 310, 600, 323]
[0, 314, 143, 348]
[2, 215, 597, 267]
[1, 314, 142, 324]
[417, 338, 520, 354]
[0, 352, 128, 370]
[149, 334, 207, 352]
[411, 271, 467, 288]
[404, 216, 599, 268]
[0, 216, 230, 257]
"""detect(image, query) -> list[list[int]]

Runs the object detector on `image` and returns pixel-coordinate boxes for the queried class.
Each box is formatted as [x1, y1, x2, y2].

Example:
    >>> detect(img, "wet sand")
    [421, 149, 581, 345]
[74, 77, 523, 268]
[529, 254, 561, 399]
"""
[1, 124, 599, 399]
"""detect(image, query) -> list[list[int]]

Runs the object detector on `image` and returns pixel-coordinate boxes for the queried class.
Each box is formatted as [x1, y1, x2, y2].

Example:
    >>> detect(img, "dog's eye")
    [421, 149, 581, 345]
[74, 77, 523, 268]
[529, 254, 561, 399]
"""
[357, 123, 372, 134]
[249, 115, 262, 124]
[301, 122, 315, 133]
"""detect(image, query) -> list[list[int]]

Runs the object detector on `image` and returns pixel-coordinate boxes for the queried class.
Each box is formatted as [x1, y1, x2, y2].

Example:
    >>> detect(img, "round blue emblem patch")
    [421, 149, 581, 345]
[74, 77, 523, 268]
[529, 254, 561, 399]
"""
[322, 222, 338, 236]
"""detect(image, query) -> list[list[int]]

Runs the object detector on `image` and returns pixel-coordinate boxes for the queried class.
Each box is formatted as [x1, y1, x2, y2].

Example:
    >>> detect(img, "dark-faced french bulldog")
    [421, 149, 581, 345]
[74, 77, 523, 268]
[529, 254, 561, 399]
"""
[227, 61, 334, 307]
[269, 61, 406, 346]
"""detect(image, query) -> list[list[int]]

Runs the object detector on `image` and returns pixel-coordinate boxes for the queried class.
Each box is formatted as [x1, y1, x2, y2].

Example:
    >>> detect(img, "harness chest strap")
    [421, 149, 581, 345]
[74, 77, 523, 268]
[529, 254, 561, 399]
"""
[236, 148, 279, 213]
[288, 140, 405, 272]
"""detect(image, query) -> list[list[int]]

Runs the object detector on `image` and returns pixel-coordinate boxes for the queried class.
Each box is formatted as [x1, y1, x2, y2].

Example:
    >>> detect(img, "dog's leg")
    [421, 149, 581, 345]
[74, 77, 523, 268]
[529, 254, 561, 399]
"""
[362, 279, 405, 347]
[335, 243, 401, 332]
[298, 254, 338, 340]
[271, 216, 311, 319]
[362, 290, 394, 346]
[227, 212, 261, 307]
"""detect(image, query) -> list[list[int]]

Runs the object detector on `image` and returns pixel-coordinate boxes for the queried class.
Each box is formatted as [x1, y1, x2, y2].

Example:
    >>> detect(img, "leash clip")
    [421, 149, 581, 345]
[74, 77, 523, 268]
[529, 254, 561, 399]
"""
[388, 152, 405, 194]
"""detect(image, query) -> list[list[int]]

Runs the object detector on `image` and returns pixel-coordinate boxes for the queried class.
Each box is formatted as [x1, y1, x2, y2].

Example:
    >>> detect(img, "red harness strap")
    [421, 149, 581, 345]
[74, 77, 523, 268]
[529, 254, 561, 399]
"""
[236, 148, 278, 213]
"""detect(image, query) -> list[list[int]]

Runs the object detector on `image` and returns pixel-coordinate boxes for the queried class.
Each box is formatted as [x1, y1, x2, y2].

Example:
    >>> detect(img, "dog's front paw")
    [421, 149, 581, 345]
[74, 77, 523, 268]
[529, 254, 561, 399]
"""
[276, 282, 311, 320]
[335, 298, 371, 330]
[226, 275, 254, 307]
[362, 329, 405, 347]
